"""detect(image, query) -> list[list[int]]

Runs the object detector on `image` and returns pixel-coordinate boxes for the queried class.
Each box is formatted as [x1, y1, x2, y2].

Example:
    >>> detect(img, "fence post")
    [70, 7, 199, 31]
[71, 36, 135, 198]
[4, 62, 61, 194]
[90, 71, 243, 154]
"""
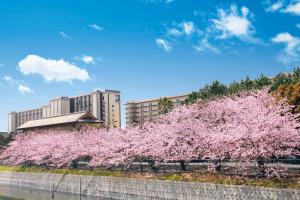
[51, 183, 54, 198]
[79, 177, 82, 200]
[139, 161, 143, 172]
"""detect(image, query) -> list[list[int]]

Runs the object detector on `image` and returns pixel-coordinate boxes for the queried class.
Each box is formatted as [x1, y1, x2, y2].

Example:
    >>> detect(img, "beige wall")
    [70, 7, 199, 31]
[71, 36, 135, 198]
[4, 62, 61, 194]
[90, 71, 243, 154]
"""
[8, 112, 16, 133]
[102, 91, 121, 128]
[91, 91, 101, 120]
[9, 89, 121, 132]
[125, 94, 189, 126]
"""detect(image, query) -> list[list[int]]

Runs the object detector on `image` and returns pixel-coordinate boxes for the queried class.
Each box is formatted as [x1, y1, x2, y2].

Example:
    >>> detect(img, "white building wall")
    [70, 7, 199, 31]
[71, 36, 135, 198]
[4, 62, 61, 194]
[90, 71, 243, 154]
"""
[60, 98, 70, 115]
[8, 89, 121, 132]
[8, 112, 16, 133]
[91, 91, 101, 119]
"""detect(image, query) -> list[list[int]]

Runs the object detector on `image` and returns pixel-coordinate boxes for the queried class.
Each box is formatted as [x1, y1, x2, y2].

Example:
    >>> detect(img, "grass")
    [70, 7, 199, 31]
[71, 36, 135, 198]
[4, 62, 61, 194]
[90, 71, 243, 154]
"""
[0, 195, 24, 200]
[0, 165, 124, 177]
[0, 165, 298, 189]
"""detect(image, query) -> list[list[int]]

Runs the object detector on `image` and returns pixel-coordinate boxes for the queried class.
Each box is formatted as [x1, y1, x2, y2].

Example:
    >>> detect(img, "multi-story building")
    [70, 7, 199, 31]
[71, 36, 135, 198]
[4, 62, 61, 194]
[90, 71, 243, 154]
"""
[125, 94, 189, 126]
[8, 89, 121, 133]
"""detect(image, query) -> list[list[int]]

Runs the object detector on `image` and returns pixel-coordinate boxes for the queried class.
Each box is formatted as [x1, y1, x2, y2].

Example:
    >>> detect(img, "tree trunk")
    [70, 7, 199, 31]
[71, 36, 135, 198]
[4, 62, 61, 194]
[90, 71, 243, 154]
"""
[179, 160, 187, 171]
[214, 159, 222, 173]
[257, 158, 266, 177]
[139, 161, 143, 172]
[71, 160, 78, 169]
[147, 160, 157, 171]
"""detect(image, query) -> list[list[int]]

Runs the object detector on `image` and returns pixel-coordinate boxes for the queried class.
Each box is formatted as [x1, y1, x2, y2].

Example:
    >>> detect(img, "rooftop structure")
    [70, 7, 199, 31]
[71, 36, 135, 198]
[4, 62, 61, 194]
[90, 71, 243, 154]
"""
[17, 112, 100, 131]
[8, 89, 121, 133]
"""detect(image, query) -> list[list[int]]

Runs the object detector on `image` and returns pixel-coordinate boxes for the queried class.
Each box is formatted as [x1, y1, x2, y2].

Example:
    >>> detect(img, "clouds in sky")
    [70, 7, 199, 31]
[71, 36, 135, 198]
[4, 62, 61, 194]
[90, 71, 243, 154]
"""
[285, 1, 300, 15]
[88, 24, 103, 32]
[4, 75, 14, 82]
[18, 55, 90, 82]
[3, 75, 17, 88]
[165, 0, 174, 3]
[81, 55, 94, 64]
[264, 0, 300, 15]
[74, 55, 95, 64]
[59, 31, 71, 39]
[18, 85, 33, 94]
[211, 5, 255, 41]
[158, 4, 260, 54]
[2, 75, 33, 95]
[167, 21, 196, 37]
[143, 0, 174, 3]
[193, 39, 220, 54]
[272, 32, 300, 65]
[155, 38, 172, 52]
[265, 0, 284, 12]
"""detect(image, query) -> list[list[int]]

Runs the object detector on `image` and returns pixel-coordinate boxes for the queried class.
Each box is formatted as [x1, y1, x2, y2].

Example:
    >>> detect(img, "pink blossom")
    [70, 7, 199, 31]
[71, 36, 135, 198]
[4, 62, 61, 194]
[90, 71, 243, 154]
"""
[1, 89, 299, 172]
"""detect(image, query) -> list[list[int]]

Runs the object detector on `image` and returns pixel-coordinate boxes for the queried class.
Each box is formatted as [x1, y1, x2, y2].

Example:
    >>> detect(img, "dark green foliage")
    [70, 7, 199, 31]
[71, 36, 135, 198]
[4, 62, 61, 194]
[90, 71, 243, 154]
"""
[158, 97, 173, 114]
[292, 67, 300, 83]
[183, 67, 300, 105]
[270, 73, 293, 91]
[255, 74, 272, 89]
[240, 76, 255, 91]
[227, 81, 241, 95]
[183, 92, 199, 105]
[209, 81, 228, 96]
[0, 134, 13, 150]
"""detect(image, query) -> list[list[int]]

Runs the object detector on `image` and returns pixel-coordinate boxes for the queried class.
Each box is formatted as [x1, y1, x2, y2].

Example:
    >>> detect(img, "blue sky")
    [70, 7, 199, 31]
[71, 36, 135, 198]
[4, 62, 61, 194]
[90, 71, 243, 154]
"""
[0, 0, 300, 131]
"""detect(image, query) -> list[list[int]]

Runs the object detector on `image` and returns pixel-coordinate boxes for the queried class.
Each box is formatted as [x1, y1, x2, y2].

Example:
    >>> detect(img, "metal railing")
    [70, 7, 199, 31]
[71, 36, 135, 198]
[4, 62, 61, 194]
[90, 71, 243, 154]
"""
[70, 158, 300, 177]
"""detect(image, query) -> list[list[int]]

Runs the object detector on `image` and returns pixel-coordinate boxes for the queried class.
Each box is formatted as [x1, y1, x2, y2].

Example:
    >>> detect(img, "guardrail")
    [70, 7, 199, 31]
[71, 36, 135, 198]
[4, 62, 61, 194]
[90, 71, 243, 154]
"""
[72, 158, 300, 177]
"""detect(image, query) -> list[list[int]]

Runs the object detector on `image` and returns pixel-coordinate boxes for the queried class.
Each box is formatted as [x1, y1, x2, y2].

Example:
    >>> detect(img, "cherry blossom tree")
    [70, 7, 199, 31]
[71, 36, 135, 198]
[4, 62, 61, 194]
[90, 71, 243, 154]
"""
[1, 88, 299, 177]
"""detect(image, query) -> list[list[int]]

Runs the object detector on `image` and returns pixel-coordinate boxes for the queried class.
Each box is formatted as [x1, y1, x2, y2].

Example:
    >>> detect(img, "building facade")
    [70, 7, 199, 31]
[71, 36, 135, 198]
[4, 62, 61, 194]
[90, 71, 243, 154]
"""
[8, 89, 121, 133]
[17, 112, 101, 132]
[125, 94, 189, 126]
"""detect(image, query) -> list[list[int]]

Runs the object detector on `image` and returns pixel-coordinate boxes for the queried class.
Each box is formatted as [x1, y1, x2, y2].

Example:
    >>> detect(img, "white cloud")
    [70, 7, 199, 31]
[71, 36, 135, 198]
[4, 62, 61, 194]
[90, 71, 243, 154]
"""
[143, 0, 174, 3]
[264, 0, 300, 15]
[211, 4, 255, 41]
[167, 28, 183, 37]
[3, 75, 17, 87]
[182, 21, 195, 35]
[155, 38, 172, 52]
[88, 24, 103, 32]
[4, 75, 13, 82]
[81, 55, 94, 64]
[19, 55, 90, 82]
[167, 21, 196, 37]
[272, 32, 300, 52]
[265, 0, 284, 12]
[193, 10, 205, 17]
[18, 85, 33, 94]
[193, 39, 220, 54]
[2, 75, 33, 94]
[59, 31, 71, 40]
[284, 1, 300, 15]
[74, 55, 95, 64]
[272, 32, 300, 65]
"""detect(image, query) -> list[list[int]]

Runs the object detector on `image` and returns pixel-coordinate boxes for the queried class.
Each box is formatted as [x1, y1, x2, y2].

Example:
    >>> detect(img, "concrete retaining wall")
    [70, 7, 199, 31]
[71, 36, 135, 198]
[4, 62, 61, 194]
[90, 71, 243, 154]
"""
[0, 171, 298, 200]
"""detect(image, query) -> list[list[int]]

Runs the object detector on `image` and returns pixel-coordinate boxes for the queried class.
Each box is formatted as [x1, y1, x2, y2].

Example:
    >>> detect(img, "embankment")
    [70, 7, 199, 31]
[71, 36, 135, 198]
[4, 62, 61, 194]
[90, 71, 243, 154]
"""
[0, 171, 298, 200]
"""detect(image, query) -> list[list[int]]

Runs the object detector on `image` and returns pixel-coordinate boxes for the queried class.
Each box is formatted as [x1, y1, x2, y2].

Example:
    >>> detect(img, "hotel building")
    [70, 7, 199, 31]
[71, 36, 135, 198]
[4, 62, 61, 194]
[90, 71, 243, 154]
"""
[125, 94, 189, 126]
[8, 89, 121, 133]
